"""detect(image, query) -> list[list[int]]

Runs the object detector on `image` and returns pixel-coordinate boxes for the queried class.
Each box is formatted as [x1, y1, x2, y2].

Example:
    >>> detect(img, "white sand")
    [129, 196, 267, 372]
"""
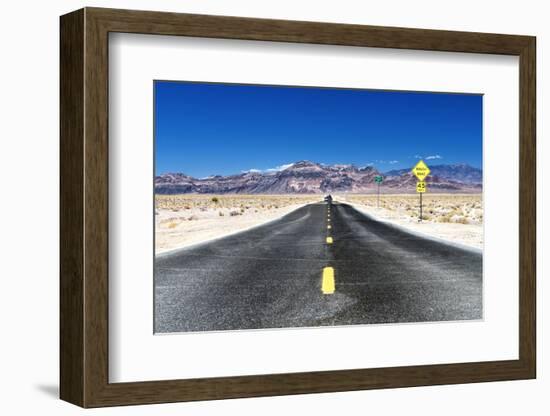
[155, 203, 310, 254]
[336, 196, 483, 250]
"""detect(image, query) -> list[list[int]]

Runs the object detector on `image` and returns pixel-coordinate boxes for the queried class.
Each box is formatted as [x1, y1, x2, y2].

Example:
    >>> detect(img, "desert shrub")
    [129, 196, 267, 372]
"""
[219, 211, 224, 216]
[229, 210, 241, 216]
[211, 197, 219, 204]
[187, 215, 198, 221]
[449, 214, 469, 224]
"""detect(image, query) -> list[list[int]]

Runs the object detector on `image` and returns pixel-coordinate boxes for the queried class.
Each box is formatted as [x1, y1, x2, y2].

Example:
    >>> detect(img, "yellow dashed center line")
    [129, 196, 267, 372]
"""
[322, 267, 335, 294]
[323, 205, 335, 294]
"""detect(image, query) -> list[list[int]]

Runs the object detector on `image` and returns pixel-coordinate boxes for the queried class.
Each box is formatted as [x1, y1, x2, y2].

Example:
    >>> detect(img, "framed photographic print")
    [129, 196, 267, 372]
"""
[60, 7, 536, 408]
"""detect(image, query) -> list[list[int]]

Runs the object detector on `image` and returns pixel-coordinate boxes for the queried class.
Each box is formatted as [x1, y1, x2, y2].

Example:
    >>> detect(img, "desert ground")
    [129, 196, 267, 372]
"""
[155, 194, 320, 254]
[155, 193, 483, 254]
[338, 193, 483, 249]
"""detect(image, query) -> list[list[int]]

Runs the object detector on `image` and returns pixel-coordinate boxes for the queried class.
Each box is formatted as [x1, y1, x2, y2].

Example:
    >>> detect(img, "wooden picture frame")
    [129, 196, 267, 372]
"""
[60, 7, 536, 408]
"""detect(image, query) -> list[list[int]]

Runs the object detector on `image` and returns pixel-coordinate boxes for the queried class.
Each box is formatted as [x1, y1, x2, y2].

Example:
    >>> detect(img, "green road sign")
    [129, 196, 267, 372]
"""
[374, 175, 383, 184]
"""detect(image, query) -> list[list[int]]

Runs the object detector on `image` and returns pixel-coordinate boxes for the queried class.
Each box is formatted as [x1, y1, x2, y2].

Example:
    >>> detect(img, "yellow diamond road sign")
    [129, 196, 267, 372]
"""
[412, 160, 431, 181]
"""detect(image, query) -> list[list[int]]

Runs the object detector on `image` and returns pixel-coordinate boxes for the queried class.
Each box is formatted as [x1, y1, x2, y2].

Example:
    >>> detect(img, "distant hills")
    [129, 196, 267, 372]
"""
[155, 161, 482, 195]
[385, 163, 482, 184]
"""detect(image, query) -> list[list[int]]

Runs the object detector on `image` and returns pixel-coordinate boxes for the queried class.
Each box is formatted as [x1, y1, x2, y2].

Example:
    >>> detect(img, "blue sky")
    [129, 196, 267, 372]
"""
[155, 81, 482, 177]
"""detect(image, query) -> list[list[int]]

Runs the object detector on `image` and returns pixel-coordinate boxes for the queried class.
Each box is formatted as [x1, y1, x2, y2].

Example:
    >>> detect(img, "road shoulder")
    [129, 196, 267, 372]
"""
[340, 200, 483, 253]
[156, 202, 315, 256]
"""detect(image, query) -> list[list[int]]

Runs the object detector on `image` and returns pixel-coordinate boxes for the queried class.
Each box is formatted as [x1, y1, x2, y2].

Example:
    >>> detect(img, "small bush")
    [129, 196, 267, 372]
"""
[437, 214, 452, 223]
[449, 214, 468, 224]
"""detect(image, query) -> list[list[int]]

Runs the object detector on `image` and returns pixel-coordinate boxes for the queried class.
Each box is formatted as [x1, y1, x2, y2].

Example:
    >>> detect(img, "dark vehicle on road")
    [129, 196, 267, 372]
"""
[324, 194, 333, 203]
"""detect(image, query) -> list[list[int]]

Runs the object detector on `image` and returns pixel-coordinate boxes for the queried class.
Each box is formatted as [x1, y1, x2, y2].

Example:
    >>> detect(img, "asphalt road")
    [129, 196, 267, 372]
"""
[155, 202, 482, 333]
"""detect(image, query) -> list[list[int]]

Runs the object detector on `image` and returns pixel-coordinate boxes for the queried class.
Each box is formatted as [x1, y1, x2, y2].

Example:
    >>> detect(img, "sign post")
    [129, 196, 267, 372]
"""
[374, 175, 383, 208]
[412, 161, 430, 222]
[416, 180, 427, 221]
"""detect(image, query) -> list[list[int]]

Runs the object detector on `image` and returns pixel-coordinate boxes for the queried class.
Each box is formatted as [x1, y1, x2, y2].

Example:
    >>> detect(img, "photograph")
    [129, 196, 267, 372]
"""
[153, 81, 483, 333]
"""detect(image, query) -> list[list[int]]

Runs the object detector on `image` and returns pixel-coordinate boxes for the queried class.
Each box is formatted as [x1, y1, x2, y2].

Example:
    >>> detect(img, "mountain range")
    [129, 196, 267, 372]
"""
[385, 163, 482, 184]
[155, 161, 482, 195]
